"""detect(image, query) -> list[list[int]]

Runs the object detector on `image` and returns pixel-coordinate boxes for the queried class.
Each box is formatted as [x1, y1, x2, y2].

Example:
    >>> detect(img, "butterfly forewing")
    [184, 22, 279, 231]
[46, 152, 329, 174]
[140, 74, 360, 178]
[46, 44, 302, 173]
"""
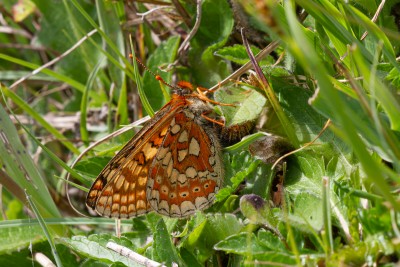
[86, 97, 187, 218]
[146, 99, 223, 218]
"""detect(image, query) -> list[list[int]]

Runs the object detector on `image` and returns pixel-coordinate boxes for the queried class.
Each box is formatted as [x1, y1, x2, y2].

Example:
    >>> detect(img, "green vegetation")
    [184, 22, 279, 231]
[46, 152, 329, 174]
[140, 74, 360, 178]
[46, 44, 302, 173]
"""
[1, 0, 399, 266]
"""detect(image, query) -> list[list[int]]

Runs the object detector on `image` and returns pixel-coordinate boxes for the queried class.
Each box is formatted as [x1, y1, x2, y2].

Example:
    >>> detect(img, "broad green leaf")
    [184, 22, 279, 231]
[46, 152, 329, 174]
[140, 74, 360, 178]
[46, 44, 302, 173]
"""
[214, 86, 267, 127]
[248, 251, 297, 266]
[152, 219, 182, 266]
[257, 229, 287, 252]
[60, 235, 140, 266]
[0, 225, 44, 253]
[182, 214, 243, 263]
[214, 232, 267, 255]
[285, 151, 349, 233]
[215, 44, 270, 65]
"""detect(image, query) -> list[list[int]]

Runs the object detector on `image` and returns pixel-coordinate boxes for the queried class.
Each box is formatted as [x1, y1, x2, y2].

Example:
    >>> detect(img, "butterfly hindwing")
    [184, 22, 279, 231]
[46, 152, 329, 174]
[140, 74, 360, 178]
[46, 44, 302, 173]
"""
[146, 102, 223, 218]
[86, 98, 186, 218]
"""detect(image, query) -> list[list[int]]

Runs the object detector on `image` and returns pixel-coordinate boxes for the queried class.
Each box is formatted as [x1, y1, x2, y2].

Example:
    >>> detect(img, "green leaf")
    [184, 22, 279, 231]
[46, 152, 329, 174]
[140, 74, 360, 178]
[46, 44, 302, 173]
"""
[239, 194, 271, 225]
[60, 235, 141, 266]
[215, 44, 267, 65]
[0, 225, 44, 253]
[188, 0, 234, 87]
[257, 229, 287, 252]
[96, 0, 125, 91]
[152, 219, 182, 266]
[182, 214, 243, 263]
[215, 85, 267, 127]
[143, 36, 180, 111]
[214, 232, 267, 255]
[73, 156, 112, 185]
[285, 151, 349, 233]
[0, 103, 62, 220]
[216, 152, 263, 202]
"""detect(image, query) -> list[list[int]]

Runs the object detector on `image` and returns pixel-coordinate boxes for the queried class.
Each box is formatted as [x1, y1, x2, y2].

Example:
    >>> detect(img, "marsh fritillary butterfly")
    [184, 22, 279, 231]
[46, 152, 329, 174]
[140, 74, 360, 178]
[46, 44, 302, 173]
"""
[86, 83, 224, 218]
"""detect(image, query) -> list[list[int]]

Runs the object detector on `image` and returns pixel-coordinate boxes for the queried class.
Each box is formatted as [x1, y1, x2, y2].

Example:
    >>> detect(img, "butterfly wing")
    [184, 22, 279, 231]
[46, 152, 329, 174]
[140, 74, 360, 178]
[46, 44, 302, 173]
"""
[146, 105, 224, 218]
[86, 98, 186, 218]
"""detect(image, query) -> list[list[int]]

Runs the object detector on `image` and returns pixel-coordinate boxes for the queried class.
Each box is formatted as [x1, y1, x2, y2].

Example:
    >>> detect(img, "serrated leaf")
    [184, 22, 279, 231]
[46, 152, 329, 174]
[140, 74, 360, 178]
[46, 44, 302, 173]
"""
[215, 231, 293, 265]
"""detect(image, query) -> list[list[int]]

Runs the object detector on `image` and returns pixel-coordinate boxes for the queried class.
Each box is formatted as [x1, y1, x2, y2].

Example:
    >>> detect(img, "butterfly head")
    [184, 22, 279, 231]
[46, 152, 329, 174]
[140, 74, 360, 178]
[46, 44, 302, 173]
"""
[173, 81, 195, 96]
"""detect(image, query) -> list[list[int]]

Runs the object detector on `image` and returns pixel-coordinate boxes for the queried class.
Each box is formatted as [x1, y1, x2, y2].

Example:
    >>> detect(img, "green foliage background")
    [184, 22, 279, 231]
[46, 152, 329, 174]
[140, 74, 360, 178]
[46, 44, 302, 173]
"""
[0, 0, 400, 266]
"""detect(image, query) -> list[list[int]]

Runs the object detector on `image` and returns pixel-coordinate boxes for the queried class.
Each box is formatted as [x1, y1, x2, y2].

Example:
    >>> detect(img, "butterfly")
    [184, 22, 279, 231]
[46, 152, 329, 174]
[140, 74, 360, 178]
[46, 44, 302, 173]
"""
[86, 85, 224, 219]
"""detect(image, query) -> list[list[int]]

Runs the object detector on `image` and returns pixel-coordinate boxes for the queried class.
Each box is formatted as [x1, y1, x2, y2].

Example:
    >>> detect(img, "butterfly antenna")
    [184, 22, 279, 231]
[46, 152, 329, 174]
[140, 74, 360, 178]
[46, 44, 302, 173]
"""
[133, 56, 175, 89]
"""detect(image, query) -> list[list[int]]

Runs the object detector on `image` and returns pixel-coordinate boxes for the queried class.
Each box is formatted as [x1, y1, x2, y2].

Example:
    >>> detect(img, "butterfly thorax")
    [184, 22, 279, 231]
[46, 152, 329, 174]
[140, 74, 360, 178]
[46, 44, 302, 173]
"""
[169, 88, 213, 119]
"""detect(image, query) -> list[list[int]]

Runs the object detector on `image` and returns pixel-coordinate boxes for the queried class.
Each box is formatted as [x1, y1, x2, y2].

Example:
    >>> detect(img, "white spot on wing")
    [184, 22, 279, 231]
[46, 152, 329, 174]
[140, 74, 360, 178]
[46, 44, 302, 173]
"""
[198, 171, 209, 178]
[157, 147, 169, 160]
[195, 196, 209, 209]
[114, 175, 125, 190]
[171, 169, 179, 184]
[170, 204, 181, 216]
[178, 149, 188, 162]
[178, 130, 188, 143]
[171, 123, 181, 135]
[178, 174, 187, 184]
[159, 200, 170, 215]
[162, 151, 172, 166]
[180, 200, 196, 216]
[185, 167, 197, 178]
[209, 156, 215, 165]
[150, 189, 159, 201]
[167, 159, 173, 177]
[189, 138, 200, 156]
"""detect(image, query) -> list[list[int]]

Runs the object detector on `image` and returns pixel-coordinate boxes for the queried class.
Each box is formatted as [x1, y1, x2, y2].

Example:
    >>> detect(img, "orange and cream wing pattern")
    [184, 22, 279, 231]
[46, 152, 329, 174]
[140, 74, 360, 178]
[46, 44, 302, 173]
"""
[146, 104, 223, 218]
[86, 92, 224, 219]
[86, 97, 186, 218]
